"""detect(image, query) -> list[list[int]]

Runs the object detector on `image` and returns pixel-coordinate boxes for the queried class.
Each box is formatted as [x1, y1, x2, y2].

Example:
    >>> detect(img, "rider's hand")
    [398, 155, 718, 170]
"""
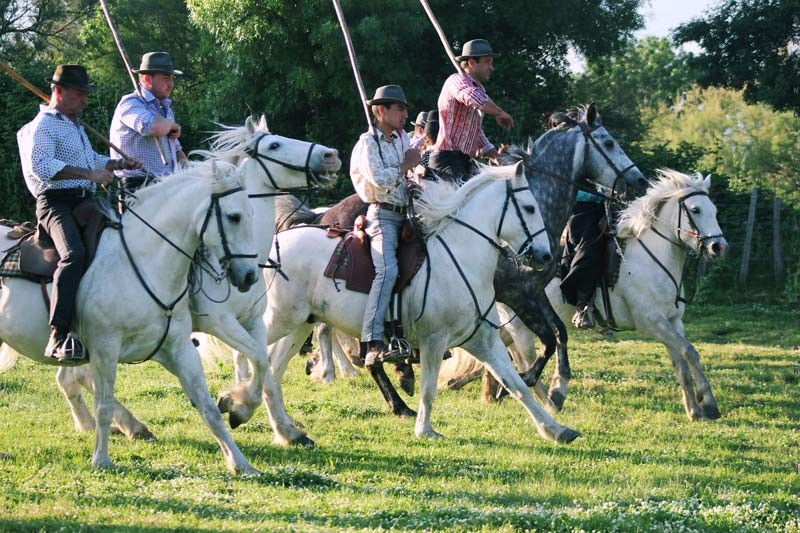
[168, 122, 182, 140]
[495, 111, 514, 131]
[400, 148, 422, 176]
[87, 168, 114, 186]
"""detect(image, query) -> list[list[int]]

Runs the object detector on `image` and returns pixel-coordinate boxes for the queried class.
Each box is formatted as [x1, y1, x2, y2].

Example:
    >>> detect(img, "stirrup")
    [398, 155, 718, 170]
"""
[387, 336, 411, 360]
[47, 333, 88, 363]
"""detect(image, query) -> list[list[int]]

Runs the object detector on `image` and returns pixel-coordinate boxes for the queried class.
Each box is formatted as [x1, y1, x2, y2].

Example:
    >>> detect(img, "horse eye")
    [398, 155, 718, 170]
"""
[604, 140, 614, 149]
[523, 205, 536, 214]
[269, 142, 280, 150]
[227, 213, 242, 224]
[690, 206, 700, 214]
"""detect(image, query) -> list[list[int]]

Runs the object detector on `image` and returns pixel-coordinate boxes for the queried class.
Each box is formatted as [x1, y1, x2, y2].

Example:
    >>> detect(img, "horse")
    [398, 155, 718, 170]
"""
[442, 169, 729, 421]
[37, 116, 341, 448]
[256, 162, 584, 444]
[0, 161, 263, 474]
[301, 104, 648, 415]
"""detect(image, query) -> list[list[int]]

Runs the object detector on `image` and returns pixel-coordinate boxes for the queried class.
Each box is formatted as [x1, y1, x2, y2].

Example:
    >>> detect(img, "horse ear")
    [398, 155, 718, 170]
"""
[257, 115, 269, 132]
[513, 160, 526, 180]
[703, 173, 712, 190]
[585, 102, 597, 126]
[245, 115, 256, 135]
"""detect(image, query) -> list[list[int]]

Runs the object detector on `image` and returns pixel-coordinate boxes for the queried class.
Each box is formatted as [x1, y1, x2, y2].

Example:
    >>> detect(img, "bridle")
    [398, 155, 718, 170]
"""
[244, 132, 321, 194]
[119, 186, 257, 363]
[636, 189, 724, 307]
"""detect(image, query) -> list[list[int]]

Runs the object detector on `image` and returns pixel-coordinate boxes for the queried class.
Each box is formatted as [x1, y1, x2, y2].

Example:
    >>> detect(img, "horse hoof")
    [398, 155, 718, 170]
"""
[217, 394, 233, 414]
[398, 371, 415, 396]
[702, 404, 721, 420]
[133, 427, 157, 442]
[393, 406, 417, 418]
[495, 387, 509, 401]
[228, 411, 251, 430]
[557, 428, 580, 443]
[304, 358, 314, 376]
[291, 435, 316, 448]
[549, 391, 565, 412]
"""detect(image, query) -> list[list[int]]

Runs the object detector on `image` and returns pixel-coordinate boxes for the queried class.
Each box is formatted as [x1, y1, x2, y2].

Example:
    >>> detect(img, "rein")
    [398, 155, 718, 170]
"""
[245, 133, 320, 192]
[118, 186, 255, 363]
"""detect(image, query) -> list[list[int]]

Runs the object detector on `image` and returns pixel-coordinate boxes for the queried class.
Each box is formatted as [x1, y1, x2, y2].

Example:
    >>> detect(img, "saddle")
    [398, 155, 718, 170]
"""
[323, 215, 426, 294]
[0, 199, 111, 282]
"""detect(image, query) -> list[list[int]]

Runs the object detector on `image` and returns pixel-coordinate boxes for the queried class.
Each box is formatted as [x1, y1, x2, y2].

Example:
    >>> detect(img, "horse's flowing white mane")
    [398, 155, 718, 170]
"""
[414, 165, 517, 238]
[617, 169, 710, 239]
[191, 115, 270, 163]
[129, 159, 243, 207]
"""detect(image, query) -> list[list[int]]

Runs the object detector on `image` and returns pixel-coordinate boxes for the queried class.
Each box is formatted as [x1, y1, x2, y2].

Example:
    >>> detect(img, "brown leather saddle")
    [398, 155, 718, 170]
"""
[323, 215, 426, 294]
[0, 199, 111, 282]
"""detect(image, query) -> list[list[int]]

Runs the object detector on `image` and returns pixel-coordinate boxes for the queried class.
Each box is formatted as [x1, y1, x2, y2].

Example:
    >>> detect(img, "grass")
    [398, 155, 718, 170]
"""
[0, 301, 798, 531]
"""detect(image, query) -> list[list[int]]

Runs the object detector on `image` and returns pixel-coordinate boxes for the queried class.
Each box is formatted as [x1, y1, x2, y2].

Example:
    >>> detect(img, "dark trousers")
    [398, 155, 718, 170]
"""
[560, 202, 605, 307]
[427, 150, 474, 183]
[36, 189, 88, 331]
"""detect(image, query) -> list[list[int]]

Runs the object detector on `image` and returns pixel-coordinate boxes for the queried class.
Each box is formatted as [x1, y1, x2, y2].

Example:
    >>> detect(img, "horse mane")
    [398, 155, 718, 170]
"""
[191, 115, 271, 163]
[129, 159, 243, 206]
[414, 165, 516, 238]
[617, 169, 710, 239]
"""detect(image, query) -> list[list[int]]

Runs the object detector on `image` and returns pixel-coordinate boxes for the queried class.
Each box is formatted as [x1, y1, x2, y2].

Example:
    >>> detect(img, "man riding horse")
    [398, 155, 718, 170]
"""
[16, 64, 142, 362]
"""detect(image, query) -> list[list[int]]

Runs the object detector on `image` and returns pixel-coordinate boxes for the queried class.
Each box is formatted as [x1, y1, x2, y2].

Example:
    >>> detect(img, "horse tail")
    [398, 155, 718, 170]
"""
[0, 343, 20, 373]
[194, 333, 234, 368]
[275, 195, 321, 231]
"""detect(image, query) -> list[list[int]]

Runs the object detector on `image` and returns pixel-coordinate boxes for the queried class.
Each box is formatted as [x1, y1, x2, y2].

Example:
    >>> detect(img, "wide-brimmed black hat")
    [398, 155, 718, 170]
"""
[455, 39, 498, 61]
[47, 64, 96, 93]
[411, 111, 428, 128]
[132, 52, 183, 75]
[366, 85, 408, 106]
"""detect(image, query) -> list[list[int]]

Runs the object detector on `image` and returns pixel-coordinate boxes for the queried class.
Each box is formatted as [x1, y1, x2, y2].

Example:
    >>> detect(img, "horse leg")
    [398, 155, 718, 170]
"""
[415, 339, 448, 438]
[331, 330, 359, 378]
[160, 339, 260, 476]
[61, 365, 156, 440]
[636, 314, 704, 420]
[367, 362, 417, 417]
[267, 327, 316, 443]
[232, 350, 251, 384]
[472, 335, 580, 443]
[308, 323, 337, 384]
[89, 339, 122, 470]
[673, 318, 720, 419]
[55, 366, 96, 434]
[541, 300, 571, 411]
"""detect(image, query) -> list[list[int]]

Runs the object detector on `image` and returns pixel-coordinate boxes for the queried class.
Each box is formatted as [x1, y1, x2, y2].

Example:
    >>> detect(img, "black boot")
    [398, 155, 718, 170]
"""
[45, 326, 87, 363]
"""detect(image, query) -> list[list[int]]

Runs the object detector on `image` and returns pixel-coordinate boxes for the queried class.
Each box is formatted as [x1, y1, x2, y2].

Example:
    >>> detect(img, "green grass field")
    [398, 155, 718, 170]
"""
[1, 302, 798, 532]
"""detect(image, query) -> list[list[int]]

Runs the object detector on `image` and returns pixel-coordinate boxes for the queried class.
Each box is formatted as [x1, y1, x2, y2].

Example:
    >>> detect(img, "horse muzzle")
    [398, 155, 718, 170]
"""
[704, 236, 729, 260]
[518, 243, 553, 271]
[228, 261, 259, 292]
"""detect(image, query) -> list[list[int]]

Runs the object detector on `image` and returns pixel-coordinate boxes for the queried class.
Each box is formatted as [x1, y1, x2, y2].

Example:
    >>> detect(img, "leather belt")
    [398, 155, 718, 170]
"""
[373, 202, 406, 215]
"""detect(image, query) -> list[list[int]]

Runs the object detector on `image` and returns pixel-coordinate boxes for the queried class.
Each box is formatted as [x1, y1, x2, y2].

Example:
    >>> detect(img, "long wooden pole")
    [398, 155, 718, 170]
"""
[98, 0, 169, 165]
[0, 60, 133, 160]
[330, 0, 373, 132]
[418, 0, 462, 73]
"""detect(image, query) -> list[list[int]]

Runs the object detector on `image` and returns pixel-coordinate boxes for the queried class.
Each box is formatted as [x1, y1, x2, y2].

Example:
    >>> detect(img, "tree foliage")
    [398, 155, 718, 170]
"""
[649, 86, 800, 208]
[673, 0, 800, 113]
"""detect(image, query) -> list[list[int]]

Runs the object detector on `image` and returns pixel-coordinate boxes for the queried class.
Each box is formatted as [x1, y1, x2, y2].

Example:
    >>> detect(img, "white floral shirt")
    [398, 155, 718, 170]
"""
[350, 128, 409, 205]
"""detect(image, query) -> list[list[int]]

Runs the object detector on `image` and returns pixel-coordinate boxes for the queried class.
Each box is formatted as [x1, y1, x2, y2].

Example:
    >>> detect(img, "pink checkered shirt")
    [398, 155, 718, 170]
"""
[433, 73, 492, 157]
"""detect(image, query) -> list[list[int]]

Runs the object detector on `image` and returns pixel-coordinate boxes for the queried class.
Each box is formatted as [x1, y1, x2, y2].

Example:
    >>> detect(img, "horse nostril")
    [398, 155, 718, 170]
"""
[711, 242, 720, 255]
[245, 270, 256, 286]
[324, 151, 337, 160]
[541, 253, 552, 264]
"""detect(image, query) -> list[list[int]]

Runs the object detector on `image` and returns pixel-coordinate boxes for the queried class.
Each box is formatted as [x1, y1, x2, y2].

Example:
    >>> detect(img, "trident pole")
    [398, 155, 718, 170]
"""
[0, 60, 134, 161]
[418, 0, 462, 73]
[98, 0, 169, 165]
[330, 0, 373, 132]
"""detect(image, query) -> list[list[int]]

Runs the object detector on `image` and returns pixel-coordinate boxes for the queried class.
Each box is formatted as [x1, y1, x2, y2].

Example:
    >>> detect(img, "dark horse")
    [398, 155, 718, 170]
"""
[279, 104, 647, 415]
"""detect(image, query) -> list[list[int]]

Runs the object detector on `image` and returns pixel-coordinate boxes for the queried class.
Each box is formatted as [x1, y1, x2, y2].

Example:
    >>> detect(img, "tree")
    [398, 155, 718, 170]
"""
[673, 0, 800, 113]
[572, 36, 698, 144]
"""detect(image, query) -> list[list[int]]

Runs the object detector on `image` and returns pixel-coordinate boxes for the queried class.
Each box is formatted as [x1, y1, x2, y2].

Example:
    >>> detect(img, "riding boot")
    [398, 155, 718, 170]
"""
[364, 340, 403, 367]
[45, 326, 87, 363]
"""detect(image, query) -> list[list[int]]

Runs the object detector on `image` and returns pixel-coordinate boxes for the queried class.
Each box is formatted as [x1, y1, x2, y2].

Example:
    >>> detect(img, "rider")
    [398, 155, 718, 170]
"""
[560, 187, 606, 329]
[350, 85, 421, 367]
[408, 111, 428, 150]
[109, 51, 187, 191]
[428, 39, 514, 182]
[17, 64, 142, 361]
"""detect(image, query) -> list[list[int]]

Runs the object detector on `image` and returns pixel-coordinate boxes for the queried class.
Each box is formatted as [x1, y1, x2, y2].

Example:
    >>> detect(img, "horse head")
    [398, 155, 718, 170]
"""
[499, 161, 553, 269]
[242, 115, 341, 191]
[577, 103, 649, 196]
[672, 173, 728, 260]
[199, 161, 259, 292]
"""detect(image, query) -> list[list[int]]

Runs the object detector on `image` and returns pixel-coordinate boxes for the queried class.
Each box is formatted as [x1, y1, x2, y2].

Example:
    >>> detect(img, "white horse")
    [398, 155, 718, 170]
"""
[260, 163, 580, 443]
[441, 170, 729, 421]
[42, 116, 341, 447]
[0, 162, 263, 474]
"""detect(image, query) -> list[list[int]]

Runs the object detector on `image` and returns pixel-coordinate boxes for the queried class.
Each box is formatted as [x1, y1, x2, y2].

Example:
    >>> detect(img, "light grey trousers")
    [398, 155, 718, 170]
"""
[361, 204, 405, 343]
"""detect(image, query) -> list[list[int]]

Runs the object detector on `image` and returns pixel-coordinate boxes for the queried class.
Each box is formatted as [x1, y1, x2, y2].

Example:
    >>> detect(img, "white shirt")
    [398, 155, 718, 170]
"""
[350, 128, 409, 205]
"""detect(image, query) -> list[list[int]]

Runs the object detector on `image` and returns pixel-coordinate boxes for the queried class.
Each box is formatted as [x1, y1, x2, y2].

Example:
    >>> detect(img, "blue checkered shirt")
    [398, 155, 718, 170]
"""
[109, 87, 182, 178]
[17, 105, 109, 197]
